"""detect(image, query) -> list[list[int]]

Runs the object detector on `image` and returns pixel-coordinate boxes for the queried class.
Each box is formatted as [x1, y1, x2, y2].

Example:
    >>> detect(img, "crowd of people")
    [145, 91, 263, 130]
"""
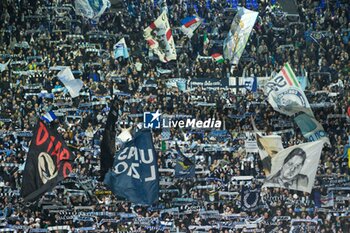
[0, 0, 349, 232]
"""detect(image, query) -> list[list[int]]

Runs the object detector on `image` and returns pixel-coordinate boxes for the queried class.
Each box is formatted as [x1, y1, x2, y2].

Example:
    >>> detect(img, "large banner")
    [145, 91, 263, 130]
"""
[104, 130, 159, 205]
[223, 7, 258, 65]
[264, 63, 312, 116]
[264, 63, 328, 142]
[263, 139, 326, 193]
[144, 12, 177, 63]
[21, 120, 75, 202]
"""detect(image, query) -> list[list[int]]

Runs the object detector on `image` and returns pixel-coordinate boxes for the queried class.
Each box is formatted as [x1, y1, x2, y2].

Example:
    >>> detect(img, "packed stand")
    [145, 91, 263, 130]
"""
[0, 0, 349, 232]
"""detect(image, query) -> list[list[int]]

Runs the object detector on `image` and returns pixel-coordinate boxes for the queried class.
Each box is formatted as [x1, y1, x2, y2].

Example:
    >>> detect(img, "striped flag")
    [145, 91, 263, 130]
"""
[41, 111, 57, 123]
[144, 11, 177, 63]
[280, 63, 300, 88]
[265, 63, 329, 143]
[264, 62, 311, 116]
[180, 16, 202, 38]
[211, 53, 224, 63]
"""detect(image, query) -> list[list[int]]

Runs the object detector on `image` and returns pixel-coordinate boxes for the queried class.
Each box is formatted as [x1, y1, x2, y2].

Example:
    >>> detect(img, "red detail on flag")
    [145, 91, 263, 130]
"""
[211, 53, 221, 59]
[184, 18, 198, 28]
[281, 68, 293, 86]
[166, 30, 172, 41]
[149, 22, 156, 30]
[147, 39, 155, 46]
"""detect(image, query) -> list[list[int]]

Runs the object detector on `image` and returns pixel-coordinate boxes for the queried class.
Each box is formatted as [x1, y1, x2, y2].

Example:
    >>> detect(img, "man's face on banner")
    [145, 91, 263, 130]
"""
[280, 155, 304, 181]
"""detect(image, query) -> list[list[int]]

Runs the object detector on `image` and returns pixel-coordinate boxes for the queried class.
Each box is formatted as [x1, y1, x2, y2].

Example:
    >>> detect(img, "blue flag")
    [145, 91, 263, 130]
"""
[41, 111, 57, 123]
[244, 76, 257, 92]
[104, 130, 159, 205]
[241, 186, 260, 211]
[175, 143, 195, 178]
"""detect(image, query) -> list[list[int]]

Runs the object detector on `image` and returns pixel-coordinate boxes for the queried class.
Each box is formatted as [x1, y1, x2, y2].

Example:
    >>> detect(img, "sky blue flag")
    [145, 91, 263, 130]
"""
[113, 38, 129, 59]
[104, 129, 159, 205]
[297, 76, 307, 91]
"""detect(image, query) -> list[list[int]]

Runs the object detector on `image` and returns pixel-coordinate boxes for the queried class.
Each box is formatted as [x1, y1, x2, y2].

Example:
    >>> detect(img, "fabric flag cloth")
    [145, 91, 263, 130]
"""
[256, 133, 284, 175]
[57, 67, 83, 98]
[241, 186, 260, 211]
[0, 59, 11, 72]
[297, 76, 308, 91]
[223, 7, 258, 65]
[244, 76, 257, 92]
[211, 53, 224, 63]
[251, 118, 283, 175]
[21, 120, 75, 202]
[113, 38, 129, 59]
[104, 129, 159, 205]
[100, 98, 120, 181]
[294, 113, 328, 142]
[75, 0, 110, 20]
[174, 143, 195, 178]
[264, 63, 310, 116]
[321, 191, 334, 208]
[144, 11, 177, 63]
[180, 16, 202, 38]
[263, 138, 327, 193]
[264, 63, 328, 142]
[41, 111, 57, 123]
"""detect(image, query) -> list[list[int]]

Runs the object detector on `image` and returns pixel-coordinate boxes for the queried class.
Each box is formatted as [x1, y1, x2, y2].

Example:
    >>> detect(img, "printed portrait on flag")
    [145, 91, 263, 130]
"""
[263, 139, 326, 193]
[265, 148, 309, 188]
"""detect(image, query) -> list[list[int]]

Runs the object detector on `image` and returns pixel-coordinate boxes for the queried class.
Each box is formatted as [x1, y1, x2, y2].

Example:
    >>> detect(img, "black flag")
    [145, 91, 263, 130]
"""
[100, 98, 120, 181]
[21, 120, 75, 202]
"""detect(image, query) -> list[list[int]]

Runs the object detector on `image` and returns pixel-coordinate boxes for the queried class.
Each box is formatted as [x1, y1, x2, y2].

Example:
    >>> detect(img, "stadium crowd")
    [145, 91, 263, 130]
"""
[0, 0, 350, 232]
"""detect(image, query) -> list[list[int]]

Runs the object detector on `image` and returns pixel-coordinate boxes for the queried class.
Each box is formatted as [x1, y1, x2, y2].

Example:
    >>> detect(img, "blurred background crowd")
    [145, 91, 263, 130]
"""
[0, 0, 349, 232]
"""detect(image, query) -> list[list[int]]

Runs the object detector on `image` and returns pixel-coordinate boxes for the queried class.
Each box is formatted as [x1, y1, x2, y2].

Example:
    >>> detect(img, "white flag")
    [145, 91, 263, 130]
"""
[263, 138, 327, 193]
[144, 11, 177, 63]
[223, 7, 258, 65]
[57, 67, 83, 98]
